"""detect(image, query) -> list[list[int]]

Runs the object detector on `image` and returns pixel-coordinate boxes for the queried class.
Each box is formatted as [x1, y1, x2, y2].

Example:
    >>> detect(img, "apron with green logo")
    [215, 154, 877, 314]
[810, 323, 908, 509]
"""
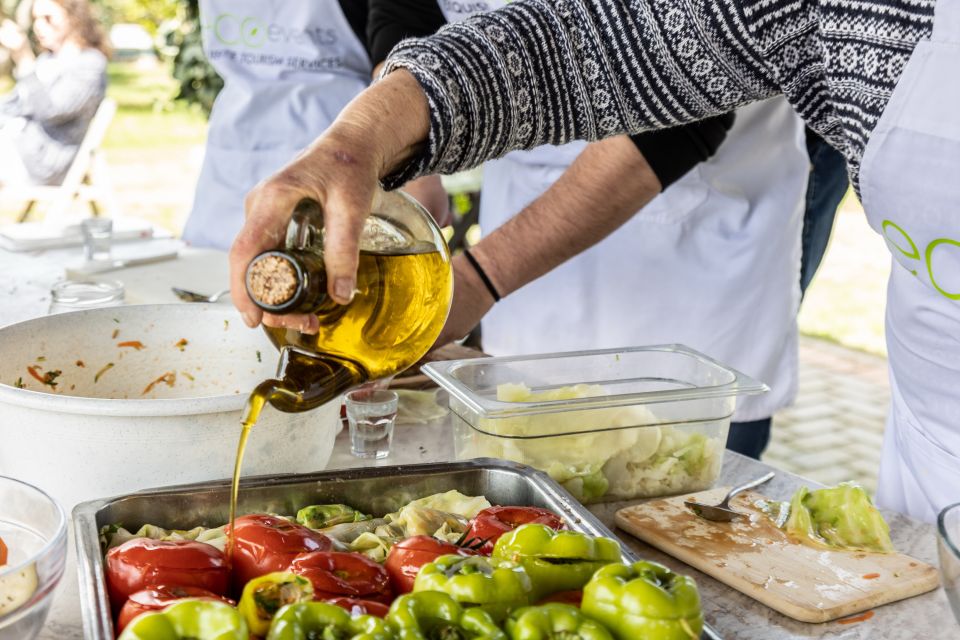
[183, 0, 370, 250]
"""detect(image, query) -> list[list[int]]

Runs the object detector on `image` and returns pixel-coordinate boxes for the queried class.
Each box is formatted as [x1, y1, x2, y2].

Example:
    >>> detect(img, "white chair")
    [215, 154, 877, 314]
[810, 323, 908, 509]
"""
[4, 97, 119, 223]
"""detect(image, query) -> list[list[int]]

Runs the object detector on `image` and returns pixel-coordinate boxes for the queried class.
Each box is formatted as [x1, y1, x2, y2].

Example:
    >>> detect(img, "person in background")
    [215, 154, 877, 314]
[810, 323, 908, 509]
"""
[181, 2, 371, 251]
[0, 0, 108, 186]
[368, 0, 811, 460]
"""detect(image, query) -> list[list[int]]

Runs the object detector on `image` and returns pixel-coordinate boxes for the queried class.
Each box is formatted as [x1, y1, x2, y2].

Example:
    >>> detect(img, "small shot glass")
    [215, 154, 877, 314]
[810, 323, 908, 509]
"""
[345, 388, 398, 460]
[81, 217, 113, 262]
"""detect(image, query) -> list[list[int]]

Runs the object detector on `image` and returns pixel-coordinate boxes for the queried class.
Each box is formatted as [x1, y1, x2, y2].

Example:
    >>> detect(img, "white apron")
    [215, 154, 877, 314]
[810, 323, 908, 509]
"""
[860, 0, 960, 522]
[478, 99, 807, 422]
[182, 0, 370, 250]
[440, 1, 807, 422]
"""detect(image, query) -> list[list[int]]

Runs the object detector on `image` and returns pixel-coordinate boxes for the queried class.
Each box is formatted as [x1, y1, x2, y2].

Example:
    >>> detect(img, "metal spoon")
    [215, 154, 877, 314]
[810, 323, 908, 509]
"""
[171, 287, 230, 303]
[685, 471, 775, 522]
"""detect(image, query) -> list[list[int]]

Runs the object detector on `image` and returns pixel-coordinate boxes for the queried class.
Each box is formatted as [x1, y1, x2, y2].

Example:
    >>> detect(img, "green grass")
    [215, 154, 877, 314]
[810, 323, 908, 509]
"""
[103, 61, 207, 150]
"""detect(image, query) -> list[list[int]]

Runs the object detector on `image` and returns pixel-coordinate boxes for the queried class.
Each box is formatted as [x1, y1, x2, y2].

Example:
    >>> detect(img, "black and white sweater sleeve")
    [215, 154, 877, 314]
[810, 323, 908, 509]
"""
[369, 0, 733, 188]
[382, 0, 934, 193]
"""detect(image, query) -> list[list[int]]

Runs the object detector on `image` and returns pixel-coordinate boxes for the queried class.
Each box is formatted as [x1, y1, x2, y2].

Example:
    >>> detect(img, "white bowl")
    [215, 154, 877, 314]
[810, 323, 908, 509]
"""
[0, 304, 340, 508]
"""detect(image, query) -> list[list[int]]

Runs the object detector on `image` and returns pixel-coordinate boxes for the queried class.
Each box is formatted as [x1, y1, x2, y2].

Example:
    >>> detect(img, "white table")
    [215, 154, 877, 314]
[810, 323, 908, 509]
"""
[0, 241, 231, 329]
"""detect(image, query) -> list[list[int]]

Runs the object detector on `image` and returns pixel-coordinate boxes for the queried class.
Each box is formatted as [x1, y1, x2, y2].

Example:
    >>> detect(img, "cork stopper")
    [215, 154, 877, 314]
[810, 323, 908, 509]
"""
[247, 255, 299, 306]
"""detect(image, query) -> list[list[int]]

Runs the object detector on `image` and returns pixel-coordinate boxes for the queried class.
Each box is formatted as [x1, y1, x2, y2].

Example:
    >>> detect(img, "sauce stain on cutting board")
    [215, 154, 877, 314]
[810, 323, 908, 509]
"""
[615, 489, 940, 624]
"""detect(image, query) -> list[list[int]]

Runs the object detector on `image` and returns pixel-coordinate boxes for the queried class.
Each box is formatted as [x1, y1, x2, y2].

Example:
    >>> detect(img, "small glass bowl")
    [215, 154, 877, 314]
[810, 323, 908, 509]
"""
[49, 280, 124, 315]
[938, 502, 960, 627]
[0, 476, 68, 640]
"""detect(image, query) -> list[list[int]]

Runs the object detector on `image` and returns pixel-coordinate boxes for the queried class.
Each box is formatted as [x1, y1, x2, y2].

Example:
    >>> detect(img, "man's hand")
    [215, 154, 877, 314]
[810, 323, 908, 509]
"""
[228, 70, 430, 331]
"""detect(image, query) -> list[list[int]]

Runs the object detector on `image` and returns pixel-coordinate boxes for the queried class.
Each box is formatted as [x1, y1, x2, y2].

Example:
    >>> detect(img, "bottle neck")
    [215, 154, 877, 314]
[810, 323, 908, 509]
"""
[264, 347, 366, 413]
[245, 250, 328, 314]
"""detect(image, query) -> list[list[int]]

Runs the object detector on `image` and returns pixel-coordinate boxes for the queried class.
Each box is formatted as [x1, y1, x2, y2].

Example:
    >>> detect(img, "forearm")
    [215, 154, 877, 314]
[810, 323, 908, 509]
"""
[328, 70, 431, 181]
[471, 135, 661, 297]
[382, 0, 783, 185]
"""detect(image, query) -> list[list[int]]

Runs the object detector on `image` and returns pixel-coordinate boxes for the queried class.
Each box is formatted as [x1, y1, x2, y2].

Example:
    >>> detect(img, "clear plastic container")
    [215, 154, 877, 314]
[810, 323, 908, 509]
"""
[423, 345, 767, 503]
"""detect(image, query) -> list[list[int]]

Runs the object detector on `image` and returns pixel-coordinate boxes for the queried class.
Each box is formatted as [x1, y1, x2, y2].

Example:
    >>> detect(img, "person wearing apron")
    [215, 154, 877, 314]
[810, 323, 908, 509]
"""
[182, 1, 371, 250]
[231, 0, 960, 521]
[859, 0, 960, 522]
[369, 0, 809, 458]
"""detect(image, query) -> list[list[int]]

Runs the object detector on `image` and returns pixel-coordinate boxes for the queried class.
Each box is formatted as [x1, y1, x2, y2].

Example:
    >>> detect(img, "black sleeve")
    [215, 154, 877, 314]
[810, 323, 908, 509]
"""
[367, 0, 447, 68]
[338, 0, 368, 52]
[628, 113, 735, 189]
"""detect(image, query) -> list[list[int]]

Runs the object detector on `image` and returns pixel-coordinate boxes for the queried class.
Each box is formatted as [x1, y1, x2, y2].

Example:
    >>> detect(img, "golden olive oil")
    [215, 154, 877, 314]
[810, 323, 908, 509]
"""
[228, 246, 452, 556]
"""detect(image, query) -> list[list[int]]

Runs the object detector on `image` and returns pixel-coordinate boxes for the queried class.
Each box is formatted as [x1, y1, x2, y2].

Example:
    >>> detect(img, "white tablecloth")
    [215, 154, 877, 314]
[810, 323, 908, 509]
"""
[0, 241, 230, 328]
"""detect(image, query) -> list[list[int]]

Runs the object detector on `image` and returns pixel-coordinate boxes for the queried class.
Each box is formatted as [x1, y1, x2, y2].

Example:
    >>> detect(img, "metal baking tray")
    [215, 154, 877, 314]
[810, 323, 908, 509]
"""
[73, 458, 721, 639]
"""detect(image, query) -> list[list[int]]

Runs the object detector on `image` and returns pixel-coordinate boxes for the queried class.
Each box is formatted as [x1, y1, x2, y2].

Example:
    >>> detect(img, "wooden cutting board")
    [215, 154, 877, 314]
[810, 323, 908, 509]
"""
[615, 488, 940, 623]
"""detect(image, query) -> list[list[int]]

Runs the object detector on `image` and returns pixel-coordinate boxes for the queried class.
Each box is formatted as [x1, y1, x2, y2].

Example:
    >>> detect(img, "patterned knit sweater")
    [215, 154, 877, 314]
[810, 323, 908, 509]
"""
[383, 0, 936, 193]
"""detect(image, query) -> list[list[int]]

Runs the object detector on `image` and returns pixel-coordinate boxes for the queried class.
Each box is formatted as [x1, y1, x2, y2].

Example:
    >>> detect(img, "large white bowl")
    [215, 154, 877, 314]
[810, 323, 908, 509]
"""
[0, 304, 340, 508]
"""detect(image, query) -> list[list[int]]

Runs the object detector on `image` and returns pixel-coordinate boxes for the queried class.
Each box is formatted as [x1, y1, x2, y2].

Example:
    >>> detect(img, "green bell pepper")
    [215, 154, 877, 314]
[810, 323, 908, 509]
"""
[297, 504, 371, 529]
[117, 599, 247, 640]
[266, 601, 392, 640]
[413, 554, 532, 620]
[491, 525, 620, 600]
[387, 592, 506, 640]
[581, 561, 702, 640]
[238, 571, 315, 637]
[505, 603, 613, 640]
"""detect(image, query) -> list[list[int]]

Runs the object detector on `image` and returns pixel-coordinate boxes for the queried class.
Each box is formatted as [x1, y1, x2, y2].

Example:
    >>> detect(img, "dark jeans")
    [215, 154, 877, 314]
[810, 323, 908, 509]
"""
[726, 417, 772, 460]
[729, 133, 849, 460]
[801, 129, 850, 295]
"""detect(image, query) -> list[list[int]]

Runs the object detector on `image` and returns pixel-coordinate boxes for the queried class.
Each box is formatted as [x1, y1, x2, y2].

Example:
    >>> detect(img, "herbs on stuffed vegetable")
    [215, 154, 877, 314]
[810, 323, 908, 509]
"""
[238, 572, 314, 636]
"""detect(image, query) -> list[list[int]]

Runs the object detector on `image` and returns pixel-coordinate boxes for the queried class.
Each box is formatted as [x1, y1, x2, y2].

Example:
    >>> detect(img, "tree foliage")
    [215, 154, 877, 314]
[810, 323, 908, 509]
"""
[169, 0, 220, 116]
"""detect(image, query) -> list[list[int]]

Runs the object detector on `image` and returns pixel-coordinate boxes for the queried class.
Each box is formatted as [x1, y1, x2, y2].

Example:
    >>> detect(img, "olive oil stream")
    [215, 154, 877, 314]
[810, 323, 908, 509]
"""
[227, 248, 452, 559]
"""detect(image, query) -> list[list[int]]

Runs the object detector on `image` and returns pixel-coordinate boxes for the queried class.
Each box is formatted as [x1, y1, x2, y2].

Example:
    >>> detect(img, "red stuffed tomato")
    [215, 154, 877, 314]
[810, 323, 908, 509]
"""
[288, 551, 392, 603]
[229, 515, 332, 589]
[324, 597, 390, 618]
[465, 506, 565, 553]
[115, 586, 235, 634]
[384, 535, 477, 594]
[105, 539, 229, 609]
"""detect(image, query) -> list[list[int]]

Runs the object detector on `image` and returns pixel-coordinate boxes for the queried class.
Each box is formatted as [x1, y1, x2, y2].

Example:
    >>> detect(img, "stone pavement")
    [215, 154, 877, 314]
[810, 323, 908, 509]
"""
[767, 335, 890, 495]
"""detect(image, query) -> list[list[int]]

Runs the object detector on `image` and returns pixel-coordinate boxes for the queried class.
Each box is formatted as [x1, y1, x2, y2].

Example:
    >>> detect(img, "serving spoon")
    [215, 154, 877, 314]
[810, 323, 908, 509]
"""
[685, 471, 775, 521]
